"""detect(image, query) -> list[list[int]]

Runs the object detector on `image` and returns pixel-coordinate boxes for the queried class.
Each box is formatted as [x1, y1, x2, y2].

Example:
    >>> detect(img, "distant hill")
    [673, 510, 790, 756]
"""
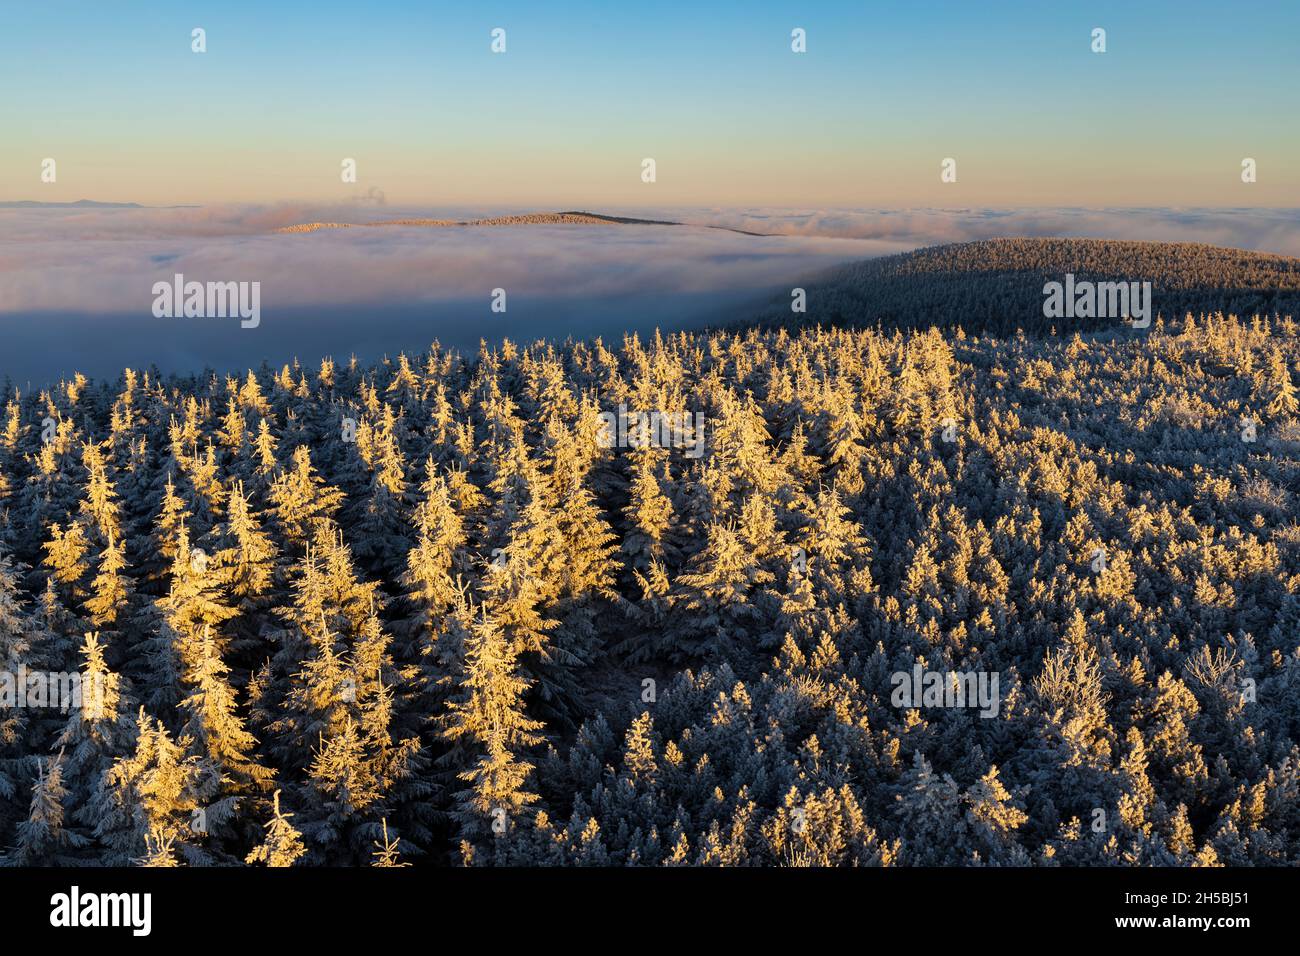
[277, 210, 766, 236]
[756, 237, 1300, 335]
[0, 199, 145, 208]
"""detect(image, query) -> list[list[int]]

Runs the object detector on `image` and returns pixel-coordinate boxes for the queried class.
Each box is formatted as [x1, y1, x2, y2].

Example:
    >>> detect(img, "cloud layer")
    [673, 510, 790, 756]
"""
[0, 206, 901, 315]
[3, 204, 1294, 316]
[0, 204, 1295, 385]
[636, 206, 1300, 257]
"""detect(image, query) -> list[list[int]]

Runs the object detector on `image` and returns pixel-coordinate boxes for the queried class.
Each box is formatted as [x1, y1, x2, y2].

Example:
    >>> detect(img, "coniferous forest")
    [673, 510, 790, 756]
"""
[3, 303, 1299, 868]
[759, 239, 1300, 335]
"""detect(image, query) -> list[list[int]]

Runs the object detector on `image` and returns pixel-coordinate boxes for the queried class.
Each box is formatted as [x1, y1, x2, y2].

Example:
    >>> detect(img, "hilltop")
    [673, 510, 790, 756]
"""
[0, 199, 145, 209]
[758, 237, 1300, 335]
[276, 210, 765, 235]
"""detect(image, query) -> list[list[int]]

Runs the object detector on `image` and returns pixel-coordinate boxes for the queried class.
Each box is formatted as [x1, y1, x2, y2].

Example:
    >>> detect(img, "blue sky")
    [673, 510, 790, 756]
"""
[1, 0, 1297, 205]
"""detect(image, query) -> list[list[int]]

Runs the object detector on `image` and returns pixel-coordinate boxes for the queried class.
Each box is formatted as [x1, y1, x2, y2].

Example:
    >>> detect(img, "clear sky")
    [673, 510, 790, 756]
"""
[1, 0, 1297, 207]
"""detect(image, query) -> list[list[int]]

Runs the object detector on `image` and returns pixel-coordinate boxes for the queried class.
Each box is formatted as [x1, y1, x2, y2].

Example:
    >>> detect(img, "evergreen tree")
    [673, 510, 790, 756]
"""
[244, 789, 306, 866]
[441, 612, 545, 851]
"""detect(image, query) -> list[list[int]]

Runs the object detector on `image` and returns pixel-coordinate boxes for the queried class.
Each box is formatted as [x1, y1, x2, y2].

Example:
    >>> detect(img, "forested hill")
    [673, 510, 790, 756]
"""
[758, 238, 1300, 336]
[1, 309, 1299, 867]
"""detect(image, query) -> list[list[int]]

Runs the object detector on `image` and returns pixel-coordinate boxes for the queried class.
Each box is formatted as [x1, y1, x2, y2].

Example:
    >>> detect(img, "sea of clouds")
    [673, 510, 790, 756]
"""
[0, 204, 1295, 384]
[0, 204, 898, 315]
[3, 203, 1296, 316]
[637, 206, 1300, 256]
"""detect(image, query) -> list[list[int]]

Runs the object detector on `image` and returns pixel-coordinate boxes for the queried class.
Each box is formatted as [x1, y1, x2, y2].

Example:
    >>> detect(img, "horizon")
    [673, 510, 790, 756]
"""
[4, 198, 1298, 389]
[9, 198, 1300, 212]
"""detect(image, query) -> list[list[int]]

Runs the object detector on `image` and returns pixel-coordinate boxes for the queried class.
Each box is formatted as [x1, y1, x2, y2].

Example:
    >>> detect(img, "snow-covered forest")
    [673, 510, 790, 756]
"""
[765, 239, 1300, 335]
[2, 308, 1299, 866]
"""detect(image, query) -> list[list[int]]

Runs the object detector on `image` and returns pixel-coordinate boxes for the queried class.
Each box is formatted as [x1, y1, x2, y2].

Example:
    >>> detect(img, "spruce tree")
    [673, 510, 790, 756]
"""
[441, 612, 545, 850]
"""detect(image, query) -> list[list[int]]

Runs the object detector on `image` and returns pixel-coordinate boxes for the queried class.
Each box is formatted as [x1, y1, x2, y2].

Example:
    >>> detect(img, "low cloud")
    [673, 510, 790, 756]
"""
[647, 206, 1300, 257]
[3, 204, 1295, 316]
[0, 207, 900, 315]
[0, 204, 1295, 384]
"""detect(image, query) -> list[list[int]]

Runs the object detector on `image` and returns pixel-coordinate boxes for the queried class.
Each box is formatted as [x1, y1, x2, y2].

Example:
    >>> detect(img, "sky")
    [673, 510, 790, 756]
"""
[2, 0, 1297, 207]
